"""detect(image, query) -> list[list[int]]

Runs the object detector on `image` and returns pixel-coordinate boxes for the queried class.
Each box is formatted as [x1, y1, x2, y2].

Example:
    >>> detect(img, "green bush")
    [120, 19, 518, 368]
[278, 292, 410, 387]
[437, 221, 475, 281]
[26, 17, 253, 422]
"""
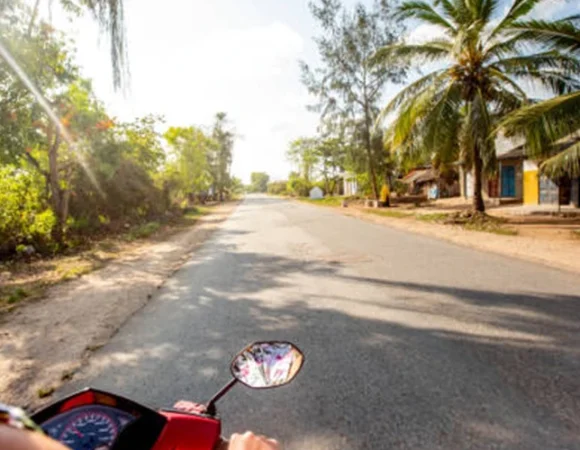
[0, 166, 55, 256]
[127, 221, 161, 240]
[355, 173, 374, 197]
[267, 181, 288, 195]
[8, 288, 29, 304]
[287, 177, 312, 197]
[69, 158, 166, 230]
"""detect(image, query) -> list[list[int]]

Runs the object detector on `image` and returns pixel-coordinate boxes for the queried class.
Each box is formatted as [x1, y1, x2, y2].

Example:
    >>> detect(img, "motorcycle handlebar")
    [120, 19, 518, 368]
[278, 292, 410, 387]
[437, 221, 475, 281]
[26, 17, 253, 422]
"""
[215, 437, 229, 450]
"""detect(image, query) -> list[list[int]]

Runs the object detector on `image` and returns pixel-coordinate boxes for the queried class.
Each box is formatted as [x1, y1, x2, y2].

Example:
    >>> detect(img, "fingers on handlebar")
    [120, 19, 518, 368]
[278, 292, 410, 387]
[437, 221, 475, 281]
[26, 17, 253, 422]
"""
[215, 437, 229, 450]
[228, 431, 280, 449]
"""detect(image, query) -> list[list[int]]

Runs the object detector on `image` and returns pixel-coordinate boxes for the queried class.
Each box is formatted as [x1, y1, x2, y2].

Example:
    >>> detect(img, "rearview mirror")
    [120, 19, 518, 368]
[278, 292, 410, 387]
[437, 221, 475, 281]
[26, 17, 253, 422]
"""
[231, 341, 304, 389]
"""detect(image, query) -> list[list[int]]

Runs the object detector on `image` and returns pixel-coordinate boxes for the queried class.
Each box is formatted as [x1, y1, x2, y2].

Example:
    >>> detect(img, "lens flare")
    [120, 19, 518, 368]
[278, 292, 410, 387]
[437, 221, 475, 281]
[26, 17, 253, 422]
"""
[0, 40, 104, 196]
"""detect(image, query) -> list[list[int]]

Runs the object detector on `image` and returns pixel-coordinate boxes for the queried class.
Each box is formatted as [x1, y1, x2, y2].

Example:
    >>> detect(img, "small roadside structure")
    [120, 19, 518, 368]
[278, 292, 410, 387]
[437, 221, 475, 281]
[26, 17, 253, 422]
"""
[403, 167, 459, 199]
[309, 186, 324, 199]
[341, 172, 358, 196]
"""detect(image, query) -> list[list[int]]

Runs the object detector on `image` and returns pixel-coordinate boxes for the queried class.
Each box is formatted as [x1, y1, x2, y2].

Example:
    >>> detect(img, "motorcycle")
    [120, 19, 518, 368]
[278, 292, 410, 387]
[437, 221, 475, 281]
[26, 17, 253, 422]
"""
[31, 341, 304, 450]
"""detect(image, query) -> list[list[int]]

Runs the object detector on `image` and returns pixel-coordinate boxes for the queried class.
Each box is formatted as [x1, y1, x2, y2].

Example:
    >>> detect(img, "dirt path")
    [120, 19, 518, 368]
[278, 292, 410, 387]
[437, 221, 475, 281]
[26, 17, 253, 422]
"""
[0, 202, 238, 410]
[321, 204, 580, 274]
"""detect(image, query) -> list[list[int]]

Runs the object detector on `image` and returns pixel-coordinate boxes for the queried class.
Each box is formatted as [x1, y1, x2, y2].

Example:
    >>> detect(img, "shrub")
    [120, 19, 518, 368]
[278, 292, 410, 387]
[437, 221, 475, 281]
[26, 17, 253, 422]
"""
[267, 181, 288, 195]
[127, 222, 161, 240]
[0, 166, 55, 256]
[69, 159, 166, 229]
[287, 177, 312, 197]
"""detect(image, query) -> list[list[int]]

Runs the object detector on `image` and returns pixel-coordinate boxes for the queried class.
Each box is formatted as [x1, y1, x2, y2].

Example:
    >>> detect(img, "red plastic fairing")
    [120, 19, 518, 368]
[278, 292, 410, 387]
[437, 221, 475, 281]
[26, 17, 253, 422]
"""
[152, 411, 221, 450]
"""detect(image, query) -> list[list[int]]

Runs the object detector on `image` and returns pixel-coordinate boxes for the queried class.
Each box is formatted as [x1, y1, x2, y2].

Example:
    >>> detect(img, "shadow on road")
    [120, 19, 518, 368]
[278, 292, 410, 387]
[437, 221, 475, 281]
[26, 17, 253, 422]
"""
[72, 230, 580, 450]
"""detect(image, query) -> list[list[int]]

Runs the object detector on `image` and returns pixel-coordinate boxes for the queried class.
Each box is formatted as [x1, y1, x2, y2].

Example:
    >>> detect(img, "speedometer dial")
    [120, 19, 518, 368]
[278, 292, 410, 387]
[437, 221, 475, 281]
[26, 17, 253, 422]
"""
[59, 411, 118, 450]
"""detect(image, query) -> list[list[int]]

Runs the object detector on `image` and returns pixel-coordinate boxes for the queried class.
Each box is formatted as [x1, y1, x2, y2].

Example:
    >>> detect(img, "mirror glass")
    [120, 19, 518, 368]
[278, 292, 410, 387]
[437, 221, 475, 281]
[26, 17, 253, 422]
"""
[231, 341, 304, 389]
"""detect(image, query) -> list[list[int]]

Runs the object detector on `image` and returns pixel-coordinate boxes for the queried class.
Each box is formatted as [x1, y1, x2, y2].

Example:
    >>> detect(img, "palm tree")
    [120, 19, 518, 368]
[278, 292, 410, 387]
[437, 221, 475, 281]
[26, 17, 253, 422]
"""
[373, 0, 580, 212]
[28, 0, 128, 90]
[500, 16, 580, 178]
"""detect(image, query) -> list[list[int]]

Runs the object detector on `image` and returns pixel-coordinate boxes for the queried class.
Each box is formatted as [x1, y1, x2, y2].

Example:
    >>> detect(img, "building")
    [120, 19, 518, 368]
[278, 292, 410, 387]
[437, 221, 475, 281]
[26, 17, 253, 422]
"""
[497, 146, 524, 201]
[459, 135, 524, 203]
[403, 167, 459, 199]
[309, 186, 324, 199]
[342, 172, 359, 197]
[459, 135, 580, 207]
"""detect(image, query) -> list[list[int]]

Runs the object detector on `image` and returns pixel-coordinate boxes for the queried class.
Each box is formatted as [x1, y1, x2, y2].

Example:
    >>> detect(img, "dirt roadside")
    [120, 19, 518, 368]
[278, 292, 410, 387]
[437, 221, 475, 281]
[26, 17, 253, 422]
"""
[311, 203, 580, 274]
[0, 201, 239, 410]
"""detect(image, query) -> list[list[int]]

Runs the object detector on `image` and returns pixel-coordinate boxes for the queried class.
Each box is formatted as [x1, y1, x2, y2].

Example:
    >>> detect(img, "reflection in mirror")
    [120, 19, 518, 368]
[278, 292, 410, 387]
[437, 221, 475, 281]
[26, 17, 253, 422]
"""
[231, 341, 304, 389]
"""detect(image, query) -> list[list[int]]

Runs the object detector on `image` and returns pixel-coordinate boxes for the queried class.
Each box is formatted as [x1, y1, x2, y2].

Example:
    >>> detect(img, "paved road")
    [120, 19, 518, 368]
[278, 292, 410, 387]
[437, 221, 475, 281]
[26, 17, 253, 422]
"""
[68, 196, 580, 449]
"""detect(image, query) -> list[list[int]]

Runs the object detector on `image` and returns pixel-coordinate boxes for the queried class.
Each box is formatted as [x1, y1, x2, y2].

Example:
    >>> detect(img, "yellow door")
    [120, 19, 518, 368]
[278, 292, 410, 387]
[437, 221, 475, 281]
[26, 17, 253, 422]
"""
[523, 170, 539, 205]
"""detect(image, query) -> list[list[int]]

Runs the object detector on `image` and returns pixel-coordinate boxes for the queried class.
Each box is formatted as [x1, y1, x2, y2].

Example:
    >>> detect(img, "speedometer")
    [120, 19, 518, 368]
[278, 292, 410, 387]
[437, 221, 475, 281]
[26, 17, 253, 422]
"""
[59, 411, 118, 450]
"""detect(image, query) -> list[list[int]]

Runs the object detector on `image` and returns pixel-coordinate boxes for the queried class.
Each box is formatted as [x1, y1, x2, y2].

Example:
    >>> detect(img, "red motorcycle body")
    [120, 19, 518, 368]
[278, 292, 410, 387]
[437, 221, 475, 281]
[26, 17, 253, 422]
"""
[153, 410, 221, 450]
[30, 341, 304, 450]
[31, 388, 222, 450]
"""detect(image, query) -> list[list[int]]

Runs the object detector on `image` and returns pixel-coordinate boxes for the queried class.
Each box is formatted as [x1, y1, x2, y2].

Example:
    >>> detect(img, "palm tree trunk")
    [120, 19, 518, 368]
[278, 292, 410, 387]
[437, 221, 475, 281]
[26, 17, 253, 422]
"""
[473, 144, 486, 212]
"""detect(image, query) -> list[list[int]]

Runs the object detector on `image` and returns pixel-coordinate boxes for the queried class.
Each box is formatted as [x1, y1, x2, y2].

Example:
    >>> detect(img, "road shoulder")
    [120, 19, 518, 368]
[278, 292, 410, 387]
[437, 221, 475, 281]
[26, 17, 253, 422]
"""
[301, 201, 580, 274]
[0, 201, 238, 409]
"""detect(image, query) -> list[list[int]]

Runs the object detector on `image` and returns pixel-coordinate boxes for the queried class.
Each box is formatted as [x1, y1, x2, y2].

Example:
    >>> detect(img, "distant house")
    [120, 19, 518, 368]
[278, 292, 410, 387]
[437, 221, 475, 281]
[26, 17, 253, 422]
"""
[403, 167, 459, 199]
[309, 186, 324, 199]
[459, 134, 580, 207]
[497, 145, 524, 201]
[518, 134, 580, 207]
[342, 172, 359, 197]
[459, 135, 524, 203]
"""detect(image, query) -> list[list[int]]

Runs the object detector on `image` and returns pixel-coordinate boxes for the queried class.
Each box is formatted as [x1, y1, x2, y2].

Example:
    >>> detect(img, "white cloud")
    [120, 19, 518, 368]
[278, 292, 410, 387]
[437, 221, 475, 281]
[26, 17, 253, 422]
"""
[407, 24, 447, 44]
[530, 0, 572, 19]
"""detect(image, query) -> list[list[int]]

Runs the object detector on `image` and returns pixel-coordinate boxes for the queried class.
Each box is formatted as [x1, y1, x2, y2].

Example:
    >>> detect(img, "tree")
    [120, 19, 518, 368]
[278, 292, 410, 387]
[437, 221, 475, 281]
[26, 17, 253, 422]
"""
[164, 126, 214, 201]
[287, 137, 320, 183]
[316, 137, 347, 195]
[267, 180, 288, 195]
[287, 136, 347, 195]
[209, 112, 235, 201]
[374, 0, 580, 212]
[0, 6, 110, 243]
[249, 172, 270, 193]
[120, 115, 165, 174]
[229, 176, 244, 196]
[287, 171, 312, 197]
[25, 0, 128, 89]
[499, 16, 580, 178]
[301, 0, 406, 200]
[0, 1, 237, 256]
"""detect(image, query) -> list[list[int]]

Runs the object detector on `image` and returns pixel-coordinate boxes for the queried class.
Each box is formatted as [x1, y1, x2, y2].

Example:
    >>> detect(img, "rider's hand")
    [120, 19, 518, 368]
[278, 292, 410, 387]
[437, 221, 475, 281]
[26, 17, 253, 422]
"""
[229, 431, 280, 450]
[173, 400, 207, 415]
[0, 426, 68, 450]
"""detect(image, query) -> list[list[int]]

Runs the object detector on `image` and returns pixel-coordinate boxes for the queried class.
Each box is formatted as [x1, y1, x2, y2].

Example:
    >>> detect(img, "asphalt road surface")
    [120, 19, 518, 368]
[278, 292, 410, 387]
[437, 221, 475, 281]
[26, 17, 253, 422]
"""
[68, 195, 580, 449]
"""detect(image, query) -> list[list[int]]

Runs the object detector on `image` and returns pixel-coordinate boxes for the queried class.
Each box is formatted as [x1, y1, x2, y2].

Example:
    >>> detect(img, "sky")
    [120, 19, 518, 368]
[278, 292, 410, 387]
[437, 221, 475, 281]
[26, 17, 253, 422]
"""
[46, 0, 575, 183]
[50, 1, 330, 183]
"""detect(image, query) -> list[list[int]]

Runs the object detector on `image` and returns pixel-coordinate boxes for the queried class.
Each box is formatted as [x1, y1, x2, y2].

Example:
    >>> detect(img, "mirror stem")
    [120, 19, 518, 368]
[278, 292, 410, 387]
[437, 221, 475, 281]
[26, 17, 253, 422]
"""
[206, 378, 238, 416]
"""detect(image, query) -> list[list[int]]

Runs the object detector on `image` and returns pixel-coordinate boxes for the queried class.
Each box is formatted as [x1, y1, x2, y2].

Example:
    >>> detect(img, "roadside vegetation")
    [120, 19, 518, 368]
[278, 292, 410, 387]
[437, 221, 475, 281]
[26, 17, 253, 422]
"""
[0, 0, 242, 264]
[0, 204, 215, 310]
[300, 197, 343, 207]
[444, 212, 518, 236]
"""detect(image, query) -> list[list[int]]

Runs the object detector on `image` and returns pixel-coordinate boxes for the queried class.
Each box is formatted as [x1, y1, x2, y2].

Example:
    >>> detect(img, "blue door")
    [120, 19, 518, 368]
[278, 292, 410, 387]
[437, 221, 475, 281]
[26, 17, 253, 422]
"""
[501, 166, 515, 197]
